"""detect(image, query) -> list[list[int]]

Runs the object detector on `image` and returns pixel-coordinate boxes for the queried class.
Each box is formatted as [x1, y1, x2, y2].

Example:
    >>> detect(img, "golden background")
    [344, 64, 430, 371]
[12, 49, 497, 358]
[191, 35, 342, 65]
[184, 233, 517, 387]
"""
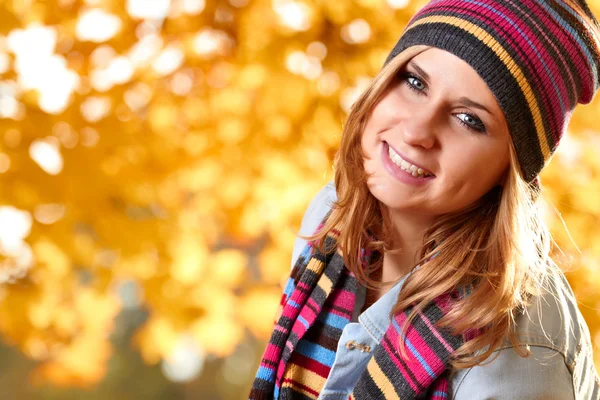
[0, 0, 598, 398]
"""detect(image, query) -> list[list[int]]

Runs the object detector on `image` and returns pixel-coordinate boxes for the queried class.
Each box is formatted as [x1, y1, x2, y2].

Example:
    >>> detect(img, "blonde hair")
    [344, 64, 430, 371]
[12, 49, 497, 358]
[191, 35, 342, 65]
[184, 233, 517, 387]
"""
[301, 45, 560, 370]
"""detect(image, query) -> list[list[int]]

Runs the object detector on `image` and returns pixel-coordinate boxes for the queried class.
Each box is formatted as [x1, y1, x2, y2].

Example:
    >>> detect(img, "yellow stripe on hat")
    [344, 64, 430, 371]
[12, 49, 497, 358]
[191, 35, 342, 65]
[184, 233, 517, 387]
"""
[403, 16, 551, 160]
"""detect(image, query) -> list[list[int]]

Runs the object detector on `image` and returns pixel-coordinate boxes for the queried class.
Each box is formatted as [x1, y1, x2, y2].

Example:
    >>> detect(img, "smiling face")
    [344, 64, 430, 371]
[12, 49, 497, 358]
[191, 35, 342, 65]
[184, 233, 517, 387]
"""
[362, 47, 512, 218]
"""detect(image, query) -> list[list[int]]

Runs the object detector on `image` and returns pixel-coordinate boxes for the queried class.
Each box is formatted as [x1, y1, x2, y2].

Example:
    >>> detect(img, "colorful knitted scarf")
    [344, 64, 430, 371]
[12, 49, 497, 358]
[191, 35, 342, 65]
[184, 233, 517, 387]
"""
[249, 210, 482, 399]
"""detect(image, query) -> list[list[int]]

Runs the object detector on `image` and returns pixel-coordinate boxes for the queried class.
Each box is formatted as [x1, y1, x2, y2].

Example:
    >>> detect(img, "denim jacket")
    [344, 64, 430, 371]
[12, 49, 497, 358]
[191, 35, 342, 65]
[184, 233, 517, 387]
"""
[291, 180, 600, 399]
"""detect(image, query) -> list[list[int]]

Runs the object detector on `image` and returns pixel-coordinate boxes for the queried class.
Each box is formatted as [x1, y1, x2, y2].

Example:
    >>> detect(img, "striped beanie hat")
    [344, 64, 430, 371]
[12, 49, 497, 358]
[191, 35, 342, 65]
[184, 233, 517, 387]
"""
[384, 0, 600, 183]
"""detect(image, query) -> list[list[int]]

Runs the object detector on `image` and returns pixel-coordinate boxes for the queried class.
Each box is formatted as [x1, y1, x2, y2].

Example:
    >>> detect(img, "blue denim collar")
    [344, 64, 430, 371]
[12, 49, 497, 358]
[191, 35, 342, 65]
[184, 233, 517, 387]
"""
[357, 262, 426, 343]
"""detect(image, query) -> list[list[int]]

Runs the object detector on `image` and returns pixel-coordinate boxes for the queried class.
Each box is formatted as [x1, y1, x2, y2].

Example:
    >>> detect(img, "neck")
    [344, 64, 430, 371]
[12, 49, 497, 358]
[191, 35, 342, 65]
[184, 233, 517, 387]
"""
[380, 206, 434, 285]
[361, 207, 434, 311]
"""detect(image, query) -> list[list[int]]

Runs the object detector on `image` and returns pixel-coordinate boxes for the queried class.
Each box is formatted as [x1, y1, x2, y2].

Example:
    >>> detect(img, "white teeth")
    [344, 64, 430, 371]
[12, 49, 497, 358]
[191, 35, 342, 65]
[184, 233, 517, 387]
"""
[387, 144, 431, 177]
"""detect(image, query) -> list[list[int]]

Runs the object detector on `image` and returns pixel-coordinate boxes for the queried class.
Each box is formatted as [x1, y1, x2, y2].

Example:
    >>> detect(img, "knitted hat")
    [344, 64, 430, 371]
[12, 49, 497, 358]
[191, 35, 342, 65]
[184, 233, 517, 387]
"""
[383, 0, 600, 183]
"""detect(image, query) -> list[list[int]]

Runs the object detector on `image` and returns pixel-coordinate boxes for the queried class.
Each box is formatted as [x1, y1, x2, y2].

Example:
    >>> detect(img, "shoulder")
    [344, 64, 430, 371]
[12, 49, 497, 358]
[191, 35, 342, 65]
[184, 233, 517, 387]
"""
[515, 267, 593, 365]
[290, 180, 337, 269]
[452, 266, 600, 399]
[451, 345, 576, 399]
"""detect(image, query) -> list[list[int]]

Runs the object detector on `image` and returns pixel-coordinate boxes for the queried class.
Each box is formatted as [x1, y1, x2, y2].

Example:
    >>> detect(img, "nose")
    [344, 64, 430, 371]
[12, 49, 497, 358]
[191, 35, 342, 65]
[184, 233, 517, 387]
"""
[401, 106, 438, 150]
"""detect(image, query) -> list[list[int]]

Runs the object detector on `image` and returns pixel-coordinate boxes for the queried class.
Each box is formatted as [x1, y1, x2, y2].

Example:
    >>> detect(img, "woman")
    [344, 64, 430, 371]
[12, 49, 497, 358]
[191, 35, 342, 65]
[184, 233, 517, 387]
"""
[250, 0, 600, 398]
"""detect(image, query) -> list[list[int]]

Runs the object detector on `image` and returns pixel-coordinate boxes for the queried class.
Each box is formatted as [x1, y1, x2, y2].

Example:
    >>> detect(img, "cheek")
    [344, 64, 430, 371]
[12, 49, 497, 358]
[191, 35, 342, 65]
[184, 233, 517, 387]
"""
[469, 148, 509, 186]
[362, 101, 395, 147]
[441, 150, 504, 199]
[361, 117, 382, 157]
[361, 135, 379, 175]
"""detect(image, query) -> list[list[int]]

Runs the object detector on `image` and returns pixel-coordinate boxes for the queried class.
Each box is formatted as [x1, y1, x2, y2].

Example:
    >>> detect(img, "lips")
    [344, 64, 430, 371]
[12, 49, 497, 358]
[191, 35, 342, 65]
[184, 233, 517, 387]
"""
[381, 142, 435, 185]
[384, 141, 434, 176]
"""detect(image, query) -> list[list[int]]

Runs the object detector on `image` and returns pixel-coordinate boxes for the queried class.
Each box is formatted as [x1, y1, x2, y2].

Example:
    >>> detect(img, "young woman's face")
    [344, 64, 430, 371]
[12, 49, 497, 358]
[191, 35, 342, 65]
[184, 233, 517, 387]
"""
[362, 47, 511, 217]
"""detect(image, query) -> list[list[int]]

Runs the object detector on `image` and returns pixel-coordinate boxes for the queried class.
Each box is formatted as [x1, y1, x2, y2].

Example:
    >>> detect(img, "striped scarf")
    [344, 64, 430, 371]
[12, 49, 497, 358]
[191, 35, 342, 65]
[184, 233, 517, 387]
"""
[250, 211, 482, 399]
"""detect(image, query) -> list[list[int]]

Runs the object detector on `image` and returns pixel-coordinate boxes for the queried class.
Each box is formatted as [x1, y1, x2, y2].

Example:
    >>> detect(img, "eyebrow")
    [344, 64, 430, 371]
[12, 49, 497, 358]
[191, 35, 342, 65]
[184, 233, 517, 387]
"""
[408, 61, 431, 82]
[407, 61, 493, 115]
[457, 96, 493, 115]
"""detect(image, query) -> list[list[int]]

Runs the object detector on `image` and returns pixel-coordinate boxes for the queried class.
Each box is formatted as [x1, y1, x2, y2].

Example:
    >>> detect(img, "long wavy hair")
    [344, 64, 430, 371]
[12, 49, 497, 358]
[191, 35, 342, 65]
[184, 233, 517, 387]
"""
[300, 45, 561, 370]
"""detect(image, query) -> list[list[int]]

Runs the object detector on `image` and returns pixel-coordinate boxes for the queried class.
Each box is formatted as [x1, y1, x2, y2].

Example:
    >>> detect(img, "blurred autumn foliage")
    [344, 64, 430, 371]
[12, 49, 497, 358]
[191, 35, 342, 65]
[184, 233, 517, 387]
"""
[0, 0, 598, 398]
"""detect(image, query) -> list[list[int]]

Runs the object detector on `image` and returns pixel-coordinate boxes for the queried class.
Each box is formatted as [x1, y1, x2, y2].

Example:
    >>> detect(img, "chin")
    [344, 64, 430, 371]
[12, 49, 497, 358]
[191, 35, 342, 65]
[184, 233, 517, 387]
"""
[367, 180, 413, 210]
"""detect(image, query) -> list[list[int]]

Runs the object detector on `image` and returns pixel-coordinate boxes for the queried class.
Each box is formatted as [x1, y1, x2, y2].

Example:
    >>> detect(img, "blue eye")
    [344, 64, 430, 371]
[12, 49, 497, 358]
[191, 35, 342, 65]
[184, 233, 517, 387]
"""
[456, 113, 487, 133]
[399, 72, 487, 134]
[402, 72, 426, 94]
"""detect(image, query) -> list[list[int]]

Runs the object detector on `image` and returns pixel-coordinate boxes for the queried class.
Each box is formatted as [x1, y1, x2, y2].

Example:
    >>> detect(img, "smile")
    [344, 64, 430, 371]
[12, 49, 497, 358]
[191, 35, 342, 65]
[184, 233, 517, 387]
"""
[385, 142, 433, 177]
[380, 141, 435, 186]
